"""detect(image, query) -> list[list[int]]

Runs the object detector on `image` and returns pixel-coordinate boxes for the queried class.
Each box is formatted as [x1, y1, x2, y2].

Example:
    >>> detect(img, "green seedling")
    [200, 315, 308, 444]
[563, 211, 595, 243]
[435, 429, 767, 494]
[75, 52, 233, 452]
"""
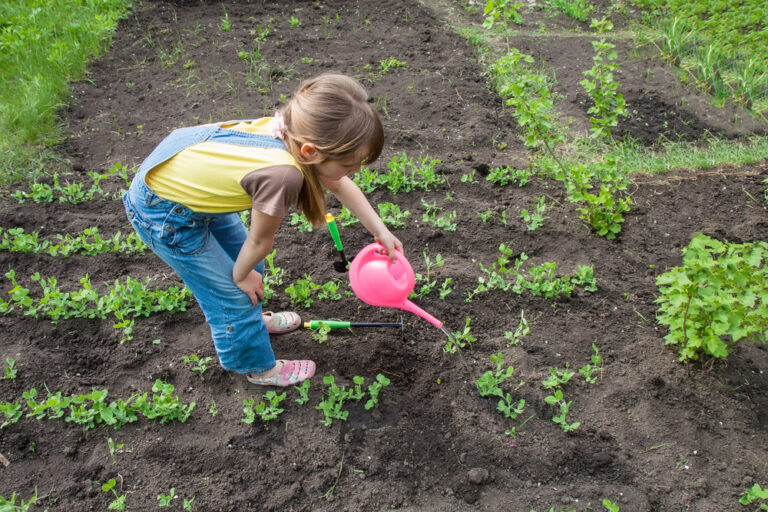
[377, 202, 410, 228]
[219, 6, 231, 31]
[182, 354, 213, 378]
[183, 497, 196, 511]
[107, 437, 130, 464]
[0, 401, 23, 428]
[580, 18, 627, 140]
[3, 357, 17, 380]
[379, 57, 406, 74]
[295, 379, 311, 405]
[0, 490, 38, 511]
[483, 0, 523, 28]
[158, 488, 176, 507]
[412, 250, 445, 299]
[740, 483, 768, 508]
[284, 275, 343, 308]
[603, 498, 620, 511]
[101, 478, 127, 510]
[504, 310, 530, 346]
[579, 343, 603, 384]
[444, 317, 477, 354]
[460, 169, 479, 184]
[478, 210, 493, 223]
[548, 0, 594, 22]
[263, 250, 285, 303]
[209, 400, 218, 417]
[311, 322, 332, 343]
[544, 389, 580, 432]
[0, 226, 147, 257]
[542, 365, 575, 390]
[438, 278, 453, 300]
[365, 374, 391, 410]
[316, 375, 350, 426]
[476, 352, 515, 398]
[290, 212, 314, 232]
[243, 391, 286, 424]
[421, 199, 457, 231]
[486, 166, 531, 187]
[290, 15, 301, 27]
[520, 196, 548, 231]
[336, 205, 359, 226]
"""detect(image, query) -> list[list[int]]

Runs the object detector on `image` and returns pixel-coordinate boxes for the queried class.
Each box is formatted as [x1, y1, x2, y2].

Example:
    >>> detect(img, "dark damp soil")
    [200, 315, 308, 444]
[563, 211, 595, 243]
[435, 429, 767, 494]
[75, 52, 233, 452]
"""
[1, 1, 768, 511]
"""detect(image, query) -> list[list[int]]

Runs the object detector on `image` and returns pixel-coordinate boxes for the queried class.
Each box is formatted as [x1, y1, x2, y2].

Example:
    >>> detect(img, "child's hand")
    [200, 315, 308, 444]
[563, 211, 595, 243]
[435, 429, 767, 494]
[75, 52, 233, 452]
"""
[374, 229, 404, 263]
[235, 269, 264, 305]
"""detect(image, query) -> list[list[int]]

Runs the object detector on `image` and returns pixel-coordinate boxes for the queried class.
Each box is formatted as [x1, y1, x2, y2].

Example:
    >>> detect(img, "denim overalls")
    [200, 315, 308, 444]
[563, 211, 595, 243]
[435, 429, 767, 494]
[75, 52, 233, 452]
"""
[122, 122, 288, 374]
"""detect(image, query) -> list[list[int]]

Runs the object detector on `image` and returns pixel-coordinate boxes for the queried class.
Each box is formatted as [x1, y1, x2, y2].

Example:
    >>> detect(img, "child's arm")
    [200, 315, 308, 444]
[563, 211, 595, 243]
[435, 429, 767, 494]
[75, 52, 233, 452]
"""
[232, 210, 282, 305]
[320, 175, 403, 261]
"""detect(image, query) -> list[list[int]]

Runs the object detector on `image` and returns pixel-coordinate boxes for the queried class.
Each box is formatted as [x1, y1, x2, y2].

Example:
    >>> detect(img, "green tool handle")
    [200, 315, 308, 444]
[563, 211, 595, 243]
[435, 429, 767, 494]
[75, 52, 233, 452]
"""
[305, 320, 351, 330]
[326, 213, 344, 253]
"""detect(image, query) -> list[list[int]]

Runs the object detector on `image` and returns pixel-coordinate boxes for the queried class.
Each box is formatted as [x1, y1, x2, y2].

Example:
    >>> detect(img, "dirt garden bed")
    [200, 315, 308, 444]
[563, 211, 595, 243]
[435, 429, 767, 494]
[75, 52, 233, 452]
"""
[1, 1, 767, 510]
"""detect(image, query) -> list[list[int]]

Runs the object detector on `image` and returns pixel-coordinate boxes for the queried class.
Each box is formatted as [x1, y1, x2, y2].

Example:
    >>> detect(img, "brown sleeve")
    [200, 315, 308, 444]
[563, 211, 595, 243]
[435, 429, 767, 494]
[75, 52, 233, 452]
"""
[239, 165, 304, 218]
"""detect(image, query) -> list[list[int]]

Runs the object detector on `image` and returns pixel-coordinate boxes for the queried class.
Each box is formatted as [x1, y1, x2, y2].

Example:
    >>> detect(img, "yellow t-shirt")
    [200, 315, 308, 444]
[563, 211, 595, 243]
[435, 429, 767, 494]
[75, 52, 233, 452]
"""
[145, 118, 303, 214]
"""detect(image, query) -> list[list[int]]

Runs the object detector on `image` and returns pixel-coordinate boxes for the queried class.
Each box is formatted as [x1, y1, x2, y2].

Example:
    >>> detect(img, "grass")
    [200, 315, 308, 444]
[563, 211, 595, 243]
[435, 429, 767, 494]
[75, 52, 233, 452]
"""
[0, 0, 131, 183]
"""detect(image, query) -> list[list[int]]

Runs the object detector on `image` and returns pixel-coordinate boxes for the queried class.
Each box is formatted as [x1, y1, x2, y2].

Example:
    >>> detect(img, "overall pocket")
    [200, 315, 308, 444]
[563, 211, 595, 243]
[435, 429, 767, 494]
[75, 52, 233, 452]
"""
[160, 205, 210, 256]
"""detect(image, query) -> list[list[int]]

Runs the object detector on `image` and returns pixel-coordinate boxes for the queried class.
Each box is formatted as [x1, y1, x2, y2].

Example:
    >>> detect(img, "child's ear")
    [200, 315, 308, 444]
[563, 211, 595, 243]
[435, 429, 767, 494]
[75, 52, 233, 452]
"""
[299, 143, 318, 159]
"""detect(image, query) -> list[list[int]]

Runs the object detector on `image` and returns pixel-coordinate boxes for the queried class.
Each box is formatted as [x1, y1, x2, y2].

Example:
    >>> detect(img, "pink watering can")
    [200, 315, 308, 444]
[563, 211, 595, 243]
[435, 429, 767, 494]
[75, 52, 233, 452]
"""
[349, 243, 443, 329]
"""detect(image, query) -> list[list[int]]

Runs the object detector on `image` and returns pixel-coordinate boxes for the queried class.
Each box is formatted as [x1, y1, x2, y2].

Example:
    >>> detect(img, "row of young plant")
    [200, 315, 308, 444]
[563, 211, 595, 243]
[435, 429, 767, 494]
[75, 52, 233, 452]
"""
[0, 379, 194, 431]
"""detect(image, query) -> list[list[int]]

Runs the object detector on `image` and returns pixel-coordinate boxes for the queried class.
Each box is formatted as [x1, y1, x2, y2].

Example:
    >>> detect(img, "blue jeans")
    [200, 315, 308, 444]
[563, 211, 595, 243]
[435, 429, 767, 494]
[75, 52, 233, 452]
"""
[122, 123, 288, 374]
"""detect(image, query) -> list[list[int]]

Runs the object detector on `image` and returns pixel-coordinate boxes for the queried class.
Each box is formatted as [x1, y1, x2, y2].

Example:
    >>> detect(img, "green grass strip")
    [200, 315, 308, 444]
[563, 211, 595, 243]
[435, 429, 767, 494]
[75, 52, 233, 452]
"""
[0, 0, 132, 183]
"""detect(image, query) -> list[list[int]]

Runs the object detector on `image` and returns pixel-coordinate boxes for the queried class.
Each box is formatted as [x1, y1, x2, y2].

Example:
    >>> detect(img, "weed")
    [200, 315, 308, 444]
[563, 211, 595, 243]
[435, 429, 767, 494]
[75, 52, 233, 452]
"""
[182, 354, 213, 378]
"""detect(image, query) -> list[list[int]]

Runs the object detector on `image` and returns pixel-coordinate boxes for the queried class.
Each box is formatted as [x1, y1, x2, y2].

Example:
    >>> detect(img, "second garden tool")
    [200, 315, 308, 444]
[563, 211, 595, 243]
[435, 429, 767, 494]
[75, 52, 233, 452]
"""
[326, 213, 350, 272]
[303, 318, 404, 330]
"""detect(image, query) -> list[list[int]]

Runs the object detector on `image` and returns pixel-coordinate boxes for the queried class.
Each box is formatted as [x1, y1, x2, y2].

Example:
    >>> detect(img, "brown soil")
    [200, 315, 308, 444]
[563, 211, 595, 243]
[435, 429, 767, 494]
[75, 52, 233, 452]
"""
[1, 1, 767, 511]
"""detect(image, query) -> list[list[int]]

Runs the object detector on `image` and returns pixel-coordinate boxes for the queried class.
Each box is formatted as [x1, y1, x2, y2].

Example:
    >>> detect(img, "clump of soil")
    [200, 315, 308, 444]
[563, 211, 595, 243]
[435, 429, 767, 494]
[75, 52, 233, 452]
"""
[1, 1, 767, 511]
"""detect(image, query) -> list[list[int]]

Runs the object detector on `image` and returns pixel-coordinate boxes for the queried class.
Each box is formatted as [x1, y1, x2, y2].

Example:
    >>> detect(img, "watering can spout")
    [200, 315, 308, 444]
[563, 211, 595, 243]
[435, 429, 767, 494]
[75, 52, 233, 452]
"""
[401, 300, 443, 329]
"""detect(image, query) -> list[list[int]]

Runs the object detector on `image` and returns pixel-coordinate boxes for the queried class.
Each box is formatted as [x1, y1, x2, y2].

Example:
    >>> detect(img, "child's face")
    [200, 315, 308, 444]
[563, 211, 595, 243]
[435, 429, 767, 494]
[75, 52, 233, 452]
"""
[314, 154, 364, 181]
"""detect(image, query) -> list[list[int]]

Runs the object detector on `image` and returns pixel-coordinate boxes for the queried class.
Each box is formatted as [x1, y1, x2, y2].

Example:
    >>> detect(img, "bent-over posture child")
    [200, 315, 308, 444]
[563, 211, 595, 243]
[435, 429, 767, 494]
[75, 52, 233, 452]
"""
[123, 74, 403, 387]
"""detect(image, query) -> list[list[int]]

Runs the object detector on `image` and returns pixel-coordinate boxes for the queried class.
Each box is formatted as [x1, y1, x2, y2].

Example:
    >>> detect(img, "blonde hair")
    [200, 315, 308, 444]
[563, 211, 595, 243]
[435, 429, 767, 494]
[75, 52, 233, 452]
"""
[279, 74, 384, 226]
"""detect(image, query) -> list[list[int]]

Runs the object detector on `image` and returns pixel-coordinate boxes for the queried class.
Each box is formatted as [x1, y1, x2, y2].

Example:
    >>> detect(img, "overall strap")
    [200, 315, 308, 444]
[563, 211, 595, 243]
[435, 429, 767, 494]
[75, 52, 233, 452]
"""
[136, 121, 287, 183]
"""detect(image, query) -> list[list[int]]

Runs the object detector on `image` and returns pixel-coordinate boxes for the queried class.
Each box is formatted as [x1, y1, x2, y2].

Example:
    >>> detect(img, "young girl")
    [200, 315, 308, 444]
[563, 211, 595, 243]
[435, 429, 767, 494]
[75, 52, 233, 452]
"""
[123, 74, 403, 387]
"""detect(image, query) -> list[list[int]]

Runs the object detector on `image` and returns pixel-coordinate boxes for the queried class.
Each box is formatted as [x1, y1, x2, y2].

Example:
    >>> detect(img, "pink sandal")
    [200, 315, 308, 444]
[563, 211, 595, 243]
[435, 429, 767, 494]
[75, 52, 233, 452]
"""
[263, 311, 302, 334]
[246, 360, 316, 387]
